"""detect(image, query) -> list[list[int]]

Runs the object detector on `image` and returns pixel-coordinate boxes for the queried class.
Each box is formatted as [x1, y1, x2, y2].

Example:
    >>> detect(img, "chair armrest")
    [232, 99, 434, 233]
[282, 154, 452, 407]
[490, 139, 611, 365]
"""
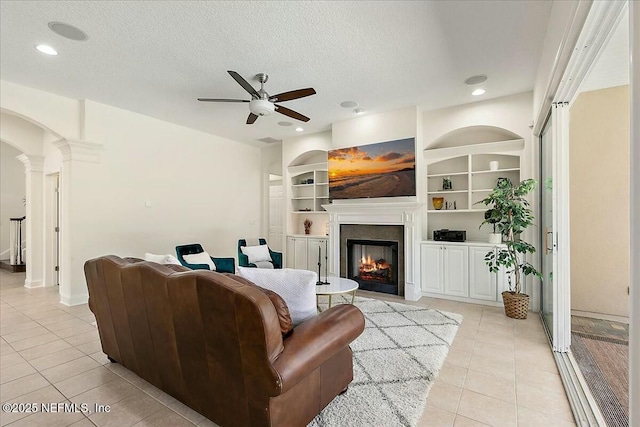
[211, 257, 235, 273]
[269, 250, 283, 269]
[272, 304, 364, 394]
[238, 251, 252, 267]
[181, 262, 211, 270]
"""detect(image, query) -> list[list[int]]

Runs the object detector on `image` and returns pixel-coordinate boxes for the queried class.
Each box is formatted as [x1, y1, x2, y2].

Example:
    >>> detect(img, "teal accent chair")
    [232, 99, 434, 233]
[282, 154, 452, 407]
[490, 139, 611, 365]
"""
[175, 243, 235, 273]
[237, 238, 282, 269]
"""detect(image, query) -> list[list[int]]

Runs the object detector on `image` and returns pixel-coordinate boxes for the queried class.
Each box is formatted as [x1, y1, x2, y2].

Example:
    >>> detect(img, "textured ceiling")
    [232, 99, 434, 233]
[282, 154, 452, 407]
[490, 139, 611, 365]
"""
[0, 1, 552, 146]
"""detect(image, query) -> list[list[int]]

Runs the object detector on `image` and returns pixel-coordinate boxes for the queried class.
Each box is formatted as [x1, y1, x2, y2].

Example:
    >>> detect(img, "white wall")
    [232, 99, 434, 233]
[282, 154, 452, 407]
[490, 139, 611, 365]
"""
[0, 142, 26, 254]
[80, 99, 262, 263]
[1, 82, 263, 304]
[570, 86, 630, 318]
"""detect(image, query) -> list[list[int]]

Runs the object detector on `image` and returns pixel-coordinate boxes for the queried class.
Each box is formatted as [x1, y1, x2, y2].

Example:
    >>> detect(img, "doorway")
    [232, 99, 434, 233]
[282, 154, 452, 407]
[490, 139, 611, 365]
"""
[268, 175, 284, 252]
[45, 173, 60, 286]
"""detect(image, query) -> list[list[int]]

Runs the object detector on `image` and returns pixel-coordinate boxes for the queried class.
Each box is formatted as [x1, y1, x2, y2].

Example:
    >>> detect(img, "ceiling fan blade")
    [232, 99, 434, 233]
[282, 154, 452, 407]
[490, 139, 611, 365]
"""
[275, 105, 310, 122]
[246, 113, 259, 124]
[269, 88, 316, 102]
[197, 98, 249, 102]
[228, 70, 260, 98]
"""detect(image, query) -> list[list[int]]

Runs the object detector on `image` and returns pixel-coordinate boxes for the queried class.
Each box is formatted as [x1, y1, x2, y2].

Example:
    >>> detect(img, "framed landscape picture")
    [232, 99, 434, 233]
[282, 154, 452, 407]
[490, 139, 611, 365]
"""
[328, 137, 416, 200]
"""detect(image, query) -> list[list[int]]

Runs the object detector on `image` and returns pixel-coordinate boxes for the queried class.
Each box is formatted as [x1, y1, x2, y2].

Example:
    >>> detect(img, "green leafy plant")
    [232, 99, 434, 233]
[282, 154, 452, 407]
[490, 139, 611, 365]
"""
[477, 178, 542, 294]
[483, 208, 502, 234]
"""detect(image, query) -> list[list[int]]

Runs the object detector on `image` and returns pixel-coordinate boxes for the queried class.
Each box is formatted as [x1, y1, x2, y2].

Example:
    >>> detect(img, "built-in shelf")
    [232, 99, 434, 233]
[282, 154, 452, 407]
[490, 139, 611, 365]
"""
[427, 190, 468, 195]
[427, 209, 485, 213]
[427, 171, 468, 178]
[289, 163, 329, 213]
[471, 167, 520, 175]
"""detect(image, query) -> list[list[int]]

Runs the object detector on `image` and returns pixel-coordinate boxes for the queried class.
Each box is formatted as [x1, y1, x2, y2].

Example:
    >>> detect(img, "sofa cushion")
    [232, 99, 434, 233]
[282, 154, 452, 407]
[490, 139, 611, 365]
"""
[238, 267, 317, 325]
[183, 251, 217, 270]
[223, 273, 293, 336]
[241, 244, 272, 264]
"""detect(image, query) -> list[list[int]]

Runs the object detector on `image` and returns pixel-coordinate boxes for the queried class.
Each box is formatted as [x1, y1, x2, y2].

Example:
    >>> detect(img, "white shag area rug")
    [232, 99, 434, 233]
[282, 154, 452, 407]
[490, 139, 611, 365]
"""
[310, 296, 462, 427]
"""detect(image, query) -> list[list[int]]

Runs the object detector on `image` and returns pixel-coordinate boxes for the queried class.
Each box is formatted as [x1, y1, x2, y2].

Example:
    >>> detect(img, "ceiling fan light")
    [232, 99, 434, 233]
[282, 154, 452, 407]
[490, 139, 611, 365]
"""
[249, 99, 275, 116]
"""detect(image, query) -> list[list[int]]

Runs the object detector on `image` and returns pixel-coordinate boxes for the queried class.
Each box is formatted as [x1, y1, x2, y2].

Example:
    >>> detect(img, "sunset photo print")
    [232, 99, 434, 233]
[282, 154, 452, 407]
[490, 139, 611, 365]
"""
[328, 138, 416, 199]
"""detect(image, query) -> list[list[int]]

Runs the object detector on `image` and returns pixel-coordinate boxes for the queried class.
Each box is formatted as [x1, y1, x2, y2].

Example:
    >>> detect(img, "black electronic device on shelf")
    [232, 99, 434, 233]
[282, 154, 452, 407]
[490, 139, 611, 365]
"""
[433, 229, 466, 242]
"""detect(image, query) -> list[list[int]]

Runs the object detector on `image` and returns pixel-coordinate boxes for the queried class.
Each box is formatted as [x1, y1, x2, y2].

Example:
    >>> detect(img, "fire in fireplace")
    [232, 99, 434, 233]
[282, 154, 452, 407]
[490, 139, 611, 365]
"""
[347, 239, 399, 295]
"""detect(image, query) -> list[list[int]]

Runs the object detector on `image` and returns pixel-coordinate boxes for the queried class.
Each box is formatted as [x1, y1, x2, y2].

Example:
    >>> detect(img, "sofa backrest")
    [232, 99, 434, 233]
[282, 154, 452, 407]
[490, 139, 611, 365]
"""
[84, 255, 285, 426]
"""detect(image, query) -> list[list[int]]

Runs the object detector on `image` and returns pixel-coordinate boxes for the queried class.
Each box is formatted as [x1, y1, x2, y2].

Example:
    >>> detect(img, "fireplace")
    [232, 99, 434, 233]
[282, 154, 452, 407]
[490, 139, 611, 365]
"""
[339, 224, 404, 295]
[347, 239, 399, 294]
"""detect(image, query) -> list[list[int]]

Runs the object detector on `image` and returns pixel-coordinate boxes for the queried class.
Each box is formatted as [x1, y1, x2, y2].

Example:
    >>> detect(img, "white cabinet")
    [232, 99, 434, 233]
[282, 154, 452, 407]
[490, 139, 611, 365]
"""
[421, 241, 513, 305]
[469, 246, 498, 300]
[286, 235, 328, 272]
[444, 245, 469, 297]
[420, 243, 468, 297]
[421, 244, 443, 293]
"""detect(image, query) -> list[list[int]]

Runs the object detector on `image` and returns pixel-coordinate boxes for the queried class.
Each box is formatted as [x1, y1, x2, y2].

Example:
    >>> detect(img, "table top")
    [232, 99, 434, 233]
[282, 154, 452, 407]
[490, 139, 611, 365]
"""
[315, 276, 359, 295]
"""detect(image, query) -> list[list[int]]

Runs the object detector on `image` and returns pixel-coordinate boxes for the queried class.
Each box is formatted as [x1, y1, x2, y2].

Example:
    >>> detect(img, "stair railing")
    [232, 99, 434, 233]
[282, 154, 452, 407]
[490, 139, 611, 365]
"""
[9, 216, 25, 266]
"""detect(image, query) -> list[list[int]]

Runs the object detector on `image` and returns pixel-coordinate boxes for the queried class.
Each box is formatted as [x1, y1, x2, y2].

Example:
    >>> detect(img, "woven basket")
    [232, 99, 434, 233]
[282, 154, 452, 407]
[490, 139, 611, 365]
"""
[501, 291, 530, 319]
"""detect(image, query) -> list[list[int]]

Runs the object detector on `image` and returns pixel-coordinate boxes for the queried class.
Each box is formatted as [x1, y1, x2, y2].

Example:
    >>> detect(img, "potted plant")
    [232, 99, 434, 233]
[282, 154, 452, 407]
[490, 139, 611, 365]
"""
[483, 208, 503, 244]
[478, 178, 542, 319]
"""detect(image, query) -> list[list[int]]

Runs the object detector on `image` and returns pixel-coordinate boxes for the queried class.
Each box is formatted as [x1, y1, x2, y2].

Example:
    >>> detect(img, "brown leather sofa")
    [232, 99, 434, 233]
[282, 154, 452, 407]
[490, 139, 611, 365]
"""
[84, 255, 365, 426]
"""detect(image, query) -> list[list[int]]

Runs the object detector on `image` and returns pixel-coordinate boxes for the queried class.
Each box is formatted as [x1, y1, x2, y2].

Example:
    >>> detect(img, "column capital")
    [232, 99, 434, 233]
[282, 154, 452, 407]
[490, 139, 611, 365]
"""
[52, 138, 102, 163]
[16, 154, 45, 173]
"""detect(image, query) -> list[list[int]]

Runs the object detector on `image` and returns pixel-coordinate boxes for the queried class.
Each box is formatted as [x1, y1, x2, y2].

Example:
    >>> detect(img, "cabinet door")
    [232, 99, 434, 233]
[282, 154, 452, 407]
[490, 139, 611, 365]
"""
[306, 238, 327, 272]
[293, 238, 308, 270]
[443, 245, 469, 297]
[469, 246, 497, 301]
[421, 244, 443, 294]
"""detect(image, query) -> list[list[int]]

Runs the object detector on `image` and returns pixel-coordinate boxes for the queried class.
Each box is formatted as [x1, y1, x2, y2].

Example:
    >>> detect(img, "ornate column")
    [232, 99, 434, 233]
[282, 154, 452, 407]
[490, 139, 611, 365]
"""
[16, 154, 45, 288]
[52, 138, 102, 306]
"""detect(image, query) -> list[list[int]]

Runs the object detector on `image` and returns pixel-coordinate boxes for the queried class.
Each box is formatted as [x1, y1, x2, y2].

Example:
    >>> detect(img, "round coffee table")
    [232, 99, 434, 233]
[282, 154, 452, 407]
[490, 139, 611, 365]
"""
[316, 276, 359, 310]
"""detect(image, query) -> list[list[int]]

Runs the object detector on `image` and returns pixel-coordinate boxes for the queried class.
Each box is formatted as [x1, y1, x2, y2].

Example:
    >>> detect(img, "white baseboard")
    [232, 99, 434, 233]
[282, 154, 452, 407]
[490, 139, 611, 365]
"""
[571, 309, 629, 324]
[60, 293, 88, 306]
[24, 280, 43, 288]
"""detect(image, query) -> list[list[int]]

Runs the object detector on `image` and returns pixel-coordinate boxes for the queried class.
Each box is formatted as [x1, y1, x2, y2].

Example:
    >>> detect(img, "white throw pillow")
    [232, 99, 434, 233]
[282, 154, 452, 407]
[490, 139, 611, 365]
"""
[241, 244, 272, 264]
[163, 254, 181, 265]
[183, 251, 217, 270]
[238, 267, 317, 325]
[144, 253, 168, 264]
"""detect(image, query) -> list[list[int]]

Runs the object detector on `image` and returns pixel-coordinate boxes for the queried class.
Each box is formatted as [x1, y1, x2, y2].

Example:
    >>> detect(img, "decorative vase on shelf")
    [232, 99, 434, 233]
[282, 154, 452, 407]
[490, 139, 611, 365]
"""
[489, 161, 499, 171]
[488, 233, 502, 244]
[304, 218, 312, 235]
[432, 197, 444, 210]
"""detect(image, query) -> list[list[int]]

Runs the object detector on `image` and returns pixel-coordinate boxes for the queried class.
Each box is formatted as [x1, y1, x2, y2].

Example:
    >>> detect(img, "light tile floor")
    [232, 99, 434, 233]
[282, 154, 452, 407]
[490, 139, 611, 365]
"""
[0, 270, 575, 426]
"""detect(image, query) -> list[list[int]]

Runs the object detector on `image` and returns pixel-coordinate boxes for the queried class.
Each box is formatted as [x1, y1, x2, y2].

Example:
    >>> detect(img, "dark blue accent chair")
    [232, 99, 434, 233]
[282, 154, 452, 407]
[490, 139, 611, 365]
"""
[237, 238, 282, 269]
[175, 243, 235, 273]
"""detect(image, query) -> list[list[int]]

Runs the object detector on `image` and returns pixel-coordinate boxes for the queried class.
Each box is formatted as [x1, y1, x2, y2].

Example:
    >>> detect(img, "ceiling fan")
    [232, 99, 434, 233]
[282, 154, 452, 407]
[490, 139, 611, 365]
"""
[198, 71, 316, 124]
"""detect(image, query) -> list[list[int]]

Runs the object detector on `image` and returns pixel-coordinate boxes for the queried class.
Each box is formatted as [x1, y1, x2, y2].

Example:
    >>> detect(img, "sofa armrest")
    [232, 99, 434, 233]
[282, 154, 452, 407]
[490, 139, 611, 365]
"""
[269, 250, 283, 269]
[272, 304, 364, 394]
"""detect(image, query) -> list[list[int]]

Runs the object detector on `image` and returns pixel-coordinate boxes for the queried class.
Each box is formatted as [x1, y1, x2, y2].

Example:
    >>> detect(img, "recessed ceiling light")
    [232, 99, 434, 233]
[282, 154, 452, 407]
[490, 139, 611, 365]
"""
[48, 22, 88, 41]
[465, 75, 488, 85]
[35, 45, 58, 55]
[295, 127, 304, 132]
[278, 121, 292, 127]
[354, 108, 365, 115]
[472, 89, 486, 96]
[340, 101, 358, 108]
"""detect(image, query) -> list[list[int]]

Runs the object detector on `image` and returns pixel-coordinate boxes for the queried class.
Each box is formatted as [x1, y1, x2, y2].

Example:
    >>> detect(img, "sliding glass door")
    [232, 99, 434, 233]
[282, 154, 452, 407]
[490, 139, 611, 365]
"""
[540, 114, 554, 339]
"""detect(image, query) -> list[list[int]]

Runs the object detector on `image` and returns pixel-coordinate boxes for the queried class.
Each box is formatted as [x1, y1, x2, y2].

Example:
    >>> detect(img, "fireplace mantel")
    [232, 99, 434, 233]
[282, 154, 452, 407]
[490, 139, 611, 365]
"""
[322, 201, 423, 301]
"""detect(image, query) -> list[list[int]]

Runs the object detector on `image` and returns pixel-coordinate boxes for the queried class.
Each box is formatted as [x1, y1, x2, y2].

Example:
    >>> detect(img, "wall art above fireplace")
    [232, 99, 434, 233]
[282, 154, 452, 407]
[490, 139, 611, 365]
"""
[328, 138, 416, 200]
